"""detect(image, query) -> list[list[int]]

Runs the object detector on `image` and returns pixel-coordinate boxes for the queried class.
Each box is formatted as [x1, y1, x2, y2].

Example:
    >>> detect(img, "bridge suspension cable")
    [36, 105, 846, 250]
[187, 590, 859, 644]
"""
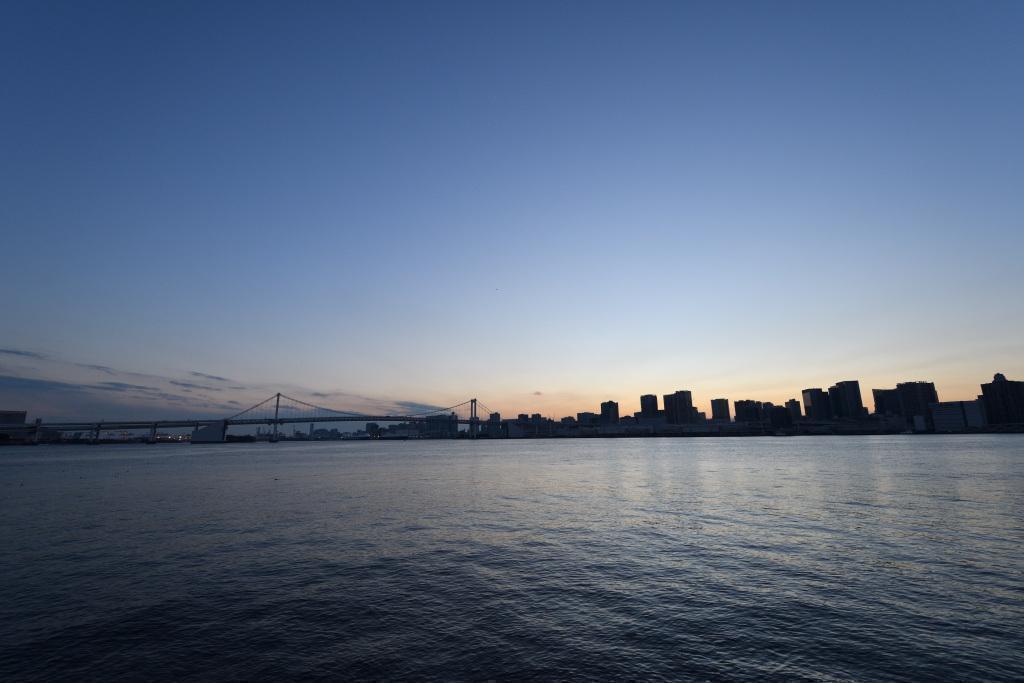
[225, 393, 489, 422]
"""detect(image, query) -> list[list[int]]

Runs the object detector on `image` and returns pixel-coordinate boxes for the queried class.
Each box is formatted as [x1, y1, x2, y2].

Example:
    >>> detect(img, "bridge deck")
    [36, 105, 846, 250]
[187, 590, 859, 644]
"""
[35, 414, 479, 431]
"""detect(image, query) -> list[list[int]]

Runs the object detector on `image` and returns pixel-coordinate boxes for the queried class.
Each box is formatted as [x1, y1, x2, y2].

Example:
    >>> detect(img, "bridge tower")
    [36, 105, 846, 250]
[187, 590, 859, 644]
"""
[270, 392, 281, 442]
[469, 398, 479, 439]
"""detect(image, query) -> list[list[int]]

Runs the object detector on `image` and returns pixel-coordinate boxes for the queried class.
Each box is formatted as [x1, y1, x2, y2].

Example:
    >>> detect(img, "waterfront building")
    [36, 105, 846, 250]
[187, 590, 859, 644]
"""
[576, 411, 599, 426]
[663, 390, 696, 424]
[828, 381, 865, 419]
[421, 413, 459, 438]
[930, 400, 987, 433]
[710, 398, 730, 422]
[802, 388, 832, 420]
[600, 401, 619, 425]
[734, 400, 762, 423]
[640, 394, 659, 417]
[981, 373, 1024, 424]
[0, 410, 28, 444]
[769, 405, 793, 429]
[897, 382, 939, 427]
[785, 399, 802, 421]
[0, 410, 27, 425]
[872, 388, 902, 415]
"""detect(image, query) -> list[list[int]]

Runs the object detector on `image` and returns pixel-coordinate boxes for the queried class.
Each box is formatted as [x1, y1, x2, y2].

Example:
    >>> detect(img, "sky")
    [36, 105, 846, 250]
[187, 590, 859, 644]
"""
[2, 1, 1022, 421]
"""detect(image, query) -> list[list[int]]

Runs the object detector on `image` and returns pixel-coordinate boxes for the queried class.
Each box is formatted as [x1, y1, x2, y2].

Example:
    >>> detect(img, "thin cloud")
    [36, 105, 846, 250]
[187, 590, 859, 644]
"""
[92, 381, 161, 393]
[0, 375, 88, 393]
[74, 363, 117, 375]
[0, 348, 47, 359]
[170, 380, 222, 392]
[190, 371, 231, 383]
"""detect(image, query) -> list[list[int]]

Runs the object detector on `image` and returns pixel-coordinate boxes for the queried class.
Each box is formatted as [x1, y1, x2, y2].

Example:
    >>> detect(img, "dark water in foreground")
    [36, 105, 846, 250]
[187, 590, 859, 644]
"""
[1, 437, 1023, 681]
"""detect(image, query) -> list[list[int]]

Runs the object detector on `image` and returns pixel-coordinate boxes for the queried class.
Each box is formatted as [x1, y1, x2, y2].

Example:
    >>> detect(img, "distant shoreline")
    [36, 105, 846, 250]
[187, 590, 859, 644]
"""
[4, 429, 1023, 447]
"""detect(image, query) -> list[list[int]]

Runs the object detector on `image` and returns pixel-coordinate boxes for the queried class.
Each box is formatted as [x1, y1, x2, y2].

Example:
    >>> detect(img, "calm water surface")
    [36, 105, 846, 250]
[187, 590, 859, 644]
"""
[1, 436, 1023, 681]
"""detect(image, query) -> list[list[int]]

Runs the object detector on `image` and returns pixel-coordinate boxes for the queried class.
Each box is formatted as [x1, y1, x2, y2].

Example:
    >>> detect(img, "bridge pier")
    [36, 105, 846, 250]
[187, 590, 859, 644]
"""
[91, 425, 101, 444]
[147, 423, 157, 444]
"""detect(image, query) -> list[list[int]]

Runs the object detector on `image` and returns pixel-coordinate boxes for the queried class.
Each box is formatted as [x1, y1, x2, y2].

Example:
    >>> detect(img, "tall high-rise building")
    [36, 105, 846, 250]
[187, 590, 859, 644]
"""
[785, 398, 802, 420]
[896, 381, 939, 426]
[663, 390, 695, 424]
[639, 394, 659, 418]
[769, 405, 794, 429]
[981, 373, 1024, 424]
[734, 400, 762, 422]
[872, 388, 902, 415]
[802, 388, 832, 420]
[828, 381, 865, 419]
[710, 398, 730, 422]
[600, 400, 620, 425]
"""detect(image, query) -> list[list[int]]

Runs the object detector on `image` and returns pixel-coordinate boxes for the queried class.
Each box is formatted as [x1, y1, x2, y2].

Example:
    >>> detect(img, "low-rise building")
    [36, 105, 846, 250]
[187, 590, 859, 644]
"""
[930, 401, 986, 433]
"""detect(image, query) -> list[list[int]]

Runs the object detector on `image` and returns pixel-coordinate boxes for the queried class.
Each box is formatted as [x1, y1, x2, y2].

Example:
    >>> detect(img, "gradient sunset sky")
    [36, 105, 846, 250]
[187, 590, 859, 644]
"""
[2, 1, 1022, 420]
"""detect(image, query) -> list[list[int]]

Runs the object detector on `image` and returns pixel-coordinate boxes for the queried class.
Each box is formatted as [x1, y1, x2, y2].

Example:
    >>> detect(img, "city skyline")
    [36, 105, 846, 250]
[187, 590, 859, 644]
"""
[3, 2, 1023, 421]
[0, 344, 1018, 423]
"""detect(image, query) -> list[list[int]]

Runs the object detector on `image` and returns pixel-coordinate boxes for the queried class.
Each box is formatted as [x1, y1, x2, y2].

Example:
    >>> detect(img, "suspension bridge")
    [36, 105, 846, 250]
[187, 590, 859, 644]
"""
[19, 393, 499, 443]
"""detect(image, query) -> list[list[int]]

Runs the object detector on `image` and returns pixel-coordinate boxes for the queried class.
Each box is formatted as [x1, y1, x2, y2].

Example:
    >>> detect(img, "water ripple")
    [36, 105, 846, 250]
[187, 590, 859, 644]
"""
[1, 435, 1023, 680]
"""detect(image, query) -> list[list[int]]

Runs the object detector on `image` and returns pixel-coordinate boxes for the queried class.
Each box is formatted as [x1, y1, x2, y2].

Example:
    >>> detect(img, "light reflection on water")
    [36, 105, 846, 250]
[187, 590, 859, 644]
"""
[1, 435, 1022, 680]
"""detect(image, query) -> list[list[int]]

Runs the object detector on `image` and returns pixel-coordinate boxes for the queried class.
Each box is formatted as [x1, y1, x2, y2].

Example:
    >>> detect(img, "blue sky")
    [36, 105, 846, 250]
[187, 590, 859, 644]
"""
[2, 1, 1022, 420]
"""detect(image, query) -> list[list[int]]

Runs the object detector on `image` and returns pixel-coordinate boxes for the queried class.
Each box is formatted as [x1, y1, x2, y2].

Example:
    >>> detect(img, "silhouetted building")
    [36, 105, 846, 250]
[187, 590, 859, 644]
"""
[0, 410, 28, 444]
[785, 398, 802, 421]
[981, 373, 1024, 424]
[710, 398, 730, 422]
[640, 394, 659, 418]
[600, 401, 619, 425]
[872, 388, 902, 415]
[734, 400, 762, 422]
[421, 413, 459, 438]
[0, 410, 26, 425]
[930, 400, 986, 433]
[828, 381, 865, 419]
[769, 405, 793, 429]
[663, 390, 696, 424]
[897, 381, 939, 427]
[802, 388, 831, 420]
[577, 411, 599, 426]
